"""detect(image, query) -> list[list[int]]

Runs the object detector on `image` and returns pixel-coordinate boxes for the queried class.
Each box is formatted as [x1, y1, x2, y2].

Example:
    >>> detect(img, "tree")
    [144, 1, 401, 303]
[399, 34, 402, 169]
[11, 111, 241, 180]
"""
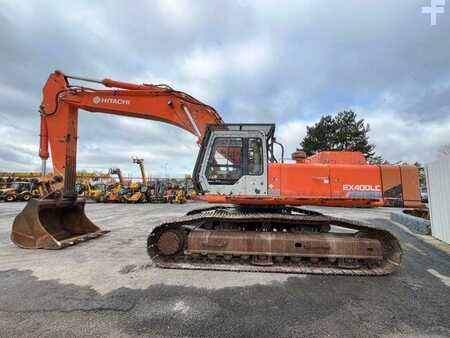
[367, 155, 387, 165]
[301, 110, 379, 161]
[413, 162, 426, 187]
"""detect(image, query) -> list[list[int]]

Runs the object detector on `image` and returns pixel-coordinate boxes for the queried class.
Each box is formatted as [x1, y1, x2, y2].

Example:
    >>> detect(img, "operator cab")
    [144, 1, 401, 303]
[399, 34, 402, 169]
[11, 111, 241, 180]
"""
[194, 124, 278, 196]
[10, 182, 32, 193]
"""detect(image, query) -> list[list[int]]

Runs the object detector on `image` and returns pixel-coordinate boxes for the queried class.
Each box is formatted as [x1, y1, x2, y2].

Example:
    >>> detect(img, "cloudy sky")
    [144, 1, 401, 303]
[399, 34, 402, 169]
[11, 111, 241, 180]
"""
[1, 0, 449, 177]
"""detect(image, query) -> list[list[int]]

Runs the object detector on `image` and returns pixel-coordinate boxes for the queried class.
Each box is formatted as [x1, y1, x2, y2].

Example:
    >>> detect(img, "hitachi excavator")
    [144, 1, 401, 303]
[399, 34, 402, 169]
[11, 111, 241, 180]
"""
[11, 70, 422, 275]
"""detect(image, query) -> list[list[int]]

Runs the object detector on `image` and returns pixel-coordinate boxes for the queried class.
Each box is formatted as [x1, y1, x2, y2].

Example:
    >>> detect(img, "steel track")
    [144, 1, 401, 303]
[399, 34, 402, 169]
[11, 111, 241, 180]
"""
[147, 207, 402, 276]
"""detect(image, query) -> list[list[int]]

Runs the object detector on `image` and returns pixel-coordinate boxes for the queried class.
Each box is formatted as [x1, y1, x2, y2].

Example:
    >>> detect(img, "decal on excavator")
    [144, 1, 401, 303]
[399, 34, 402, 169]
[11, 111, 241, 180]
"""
[343, 184, 381, 192]
[92, 96, 130, 105]
[343, 184, 382, 199]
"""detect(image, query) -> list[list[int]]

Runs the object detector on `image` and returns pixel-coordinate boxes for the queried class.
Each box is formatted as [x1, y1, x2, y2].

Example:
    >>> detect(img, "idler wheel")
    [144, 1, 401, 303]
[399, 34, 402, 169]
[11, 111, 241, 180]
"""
[156, 229, 185, 256]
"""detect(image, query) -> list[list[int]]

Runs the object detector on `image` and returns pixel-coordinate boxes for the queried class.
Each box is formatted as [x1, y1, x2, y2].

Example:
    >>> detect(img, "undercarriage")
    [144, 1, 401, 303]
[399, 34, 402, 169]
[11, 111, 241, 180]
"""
[147, 206, 402, 275]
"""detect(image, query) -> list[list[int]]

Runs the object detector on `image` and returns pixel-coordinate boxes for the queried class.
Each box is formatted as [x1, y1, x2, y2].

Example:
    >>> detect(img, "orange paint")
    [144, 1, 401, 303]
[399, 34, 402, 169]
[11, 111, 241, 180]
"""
[38, 71, 422, 209]
[220, 158, 422, 208]
[39, 71, 223, 176]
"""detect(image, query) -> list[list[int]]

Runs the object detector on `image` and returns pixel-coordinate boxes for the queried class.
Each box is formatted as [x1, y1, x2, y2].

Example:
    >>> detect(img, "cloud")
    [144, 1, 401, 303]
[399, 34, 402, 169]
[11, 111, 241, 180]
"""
[276, 120, 311, 160]
[361, 108, 450, 164]
[0, 0, 449, 176]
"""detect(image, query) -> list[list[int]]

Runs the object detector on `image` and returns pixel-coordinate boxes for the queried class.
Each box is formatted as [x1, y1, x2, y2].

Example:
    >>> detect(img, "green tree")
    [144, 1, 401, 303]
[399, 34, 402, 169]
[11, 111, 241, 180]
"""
[413, 162, 426, 187]
[301, 110, 380, 161]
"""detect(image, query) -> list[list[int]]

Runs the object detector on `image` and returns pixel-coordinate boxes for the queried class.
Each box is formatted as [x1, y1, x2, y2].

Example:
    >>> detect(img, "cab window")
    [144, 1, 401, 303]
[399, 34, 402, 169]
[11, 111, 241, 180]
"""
[206, 137, 264, 184]
[247, 138, 263, 175]
[206, 138, 243, 184]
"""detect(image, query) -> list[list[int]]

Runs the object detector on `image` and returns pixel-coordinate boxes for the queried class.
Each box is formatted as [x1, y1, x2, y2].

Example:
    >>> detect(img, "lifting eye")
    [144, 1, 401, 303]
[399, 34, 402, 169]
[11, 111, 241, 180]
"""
[295, 242, 302, 248]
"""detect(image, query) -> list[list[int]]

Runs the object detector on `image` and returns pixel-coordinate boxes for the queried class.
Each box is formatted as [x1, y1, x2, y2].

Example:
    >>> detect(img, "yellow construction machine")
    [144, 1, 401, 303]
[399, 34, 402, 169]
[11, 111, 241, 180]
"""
[0, 181, 39, 202]
[106, 165, 145, 203]
[104, 183, 122, 202]
[104, 168, 126, 202]
[75, 181, 106, 202]
[119, 182, 146, 203]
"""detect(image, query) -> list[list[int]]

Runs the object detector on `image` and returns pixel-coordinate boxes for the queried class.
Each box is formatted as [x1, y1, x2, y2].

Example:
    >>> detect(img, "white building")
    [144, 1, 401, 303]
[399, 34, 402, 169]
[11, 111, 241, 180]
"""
[426, 155, 450, 244]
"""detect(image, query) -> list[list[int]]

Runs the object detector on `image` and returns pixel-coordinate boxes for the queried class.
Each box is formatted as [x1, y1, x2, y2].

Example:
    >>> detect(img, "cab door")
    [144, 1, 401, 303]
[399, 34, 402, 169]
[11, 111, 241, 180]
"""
[242, 137, 266, 195]
[197, 130, 268, 196]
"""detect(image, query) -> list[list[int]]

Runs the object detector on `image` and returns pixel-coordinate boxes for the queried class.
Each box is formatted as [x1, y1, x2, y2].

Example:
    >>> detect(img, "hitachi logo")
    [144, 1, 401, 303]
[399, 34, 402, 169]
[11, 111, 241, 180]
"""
[343, 184, 381, 192]
[92, 96, 130, 105]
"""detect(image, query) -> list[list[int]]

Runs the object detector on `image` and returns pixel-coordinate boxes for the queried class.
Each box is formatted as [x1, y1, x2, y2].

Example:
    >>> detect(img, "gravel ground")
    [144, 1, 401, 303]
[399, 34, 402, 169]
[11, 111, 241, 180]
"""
[0, 201, 449, 337]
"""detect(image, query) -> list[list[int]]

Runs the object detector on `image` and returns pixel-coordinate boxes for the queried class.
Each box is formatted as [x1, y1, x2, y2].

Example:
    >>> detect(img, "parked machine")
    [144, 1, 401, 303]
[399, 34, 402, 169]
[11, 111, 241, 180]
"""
[110, 159, 146, 203]
[183, 175, 197, 200]
[149, 179, 169, 203]
[0, 178, 11, 189]
[0, 181, 39, 202]
[119, 182, 146, 203]
[11, 71, 422, 275]
[132, 158, 174, 203]
[171, 189, 187, 204]
[133, 158, 147, 186]
[104, 168, 126, 202]
[75, 181, 106, 202]
[123, 158, 147, 203]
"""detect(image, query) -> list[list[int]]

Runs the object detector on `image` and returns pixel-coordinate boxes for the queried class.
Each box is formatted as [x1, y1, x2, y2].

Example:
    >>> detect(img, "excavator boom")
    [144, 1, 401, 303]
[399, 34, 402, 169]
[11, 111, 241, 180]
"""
[39, 70, 223, 179]
[12, 70, 223, 249]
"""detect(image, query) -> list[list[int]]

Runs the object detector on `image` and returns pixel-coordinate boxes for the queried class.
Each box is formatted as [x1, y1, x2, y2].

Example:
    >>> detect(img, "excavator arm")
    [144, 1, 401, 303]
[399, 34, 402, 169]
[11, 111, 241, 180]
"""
[39, 70, 223, 194]
[10, 70, 224, 249]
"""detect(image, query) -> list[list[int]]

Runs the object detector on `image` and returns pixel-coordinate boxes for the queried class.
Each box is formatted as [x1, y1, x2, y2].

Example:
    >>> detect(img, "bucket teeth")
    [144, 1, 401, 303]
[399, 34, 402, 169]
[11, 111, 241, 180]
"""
[11, 198, 108, 249]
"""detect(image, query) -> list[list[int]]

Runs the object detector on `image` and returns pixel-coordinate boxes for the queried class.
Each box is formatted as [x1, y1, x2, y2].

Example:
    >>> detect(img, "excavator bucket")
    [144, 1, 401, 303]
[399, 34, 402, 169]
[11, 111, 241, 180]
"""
[11, 198, 109, 249]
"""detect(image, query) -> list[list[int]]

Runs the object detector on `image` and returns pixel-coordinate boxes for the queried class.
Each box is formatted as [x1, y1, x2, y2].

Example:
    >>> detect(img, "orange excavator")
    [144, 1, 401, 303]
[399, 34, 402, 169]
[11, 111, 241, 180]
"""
[11, 70, 422, 275]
